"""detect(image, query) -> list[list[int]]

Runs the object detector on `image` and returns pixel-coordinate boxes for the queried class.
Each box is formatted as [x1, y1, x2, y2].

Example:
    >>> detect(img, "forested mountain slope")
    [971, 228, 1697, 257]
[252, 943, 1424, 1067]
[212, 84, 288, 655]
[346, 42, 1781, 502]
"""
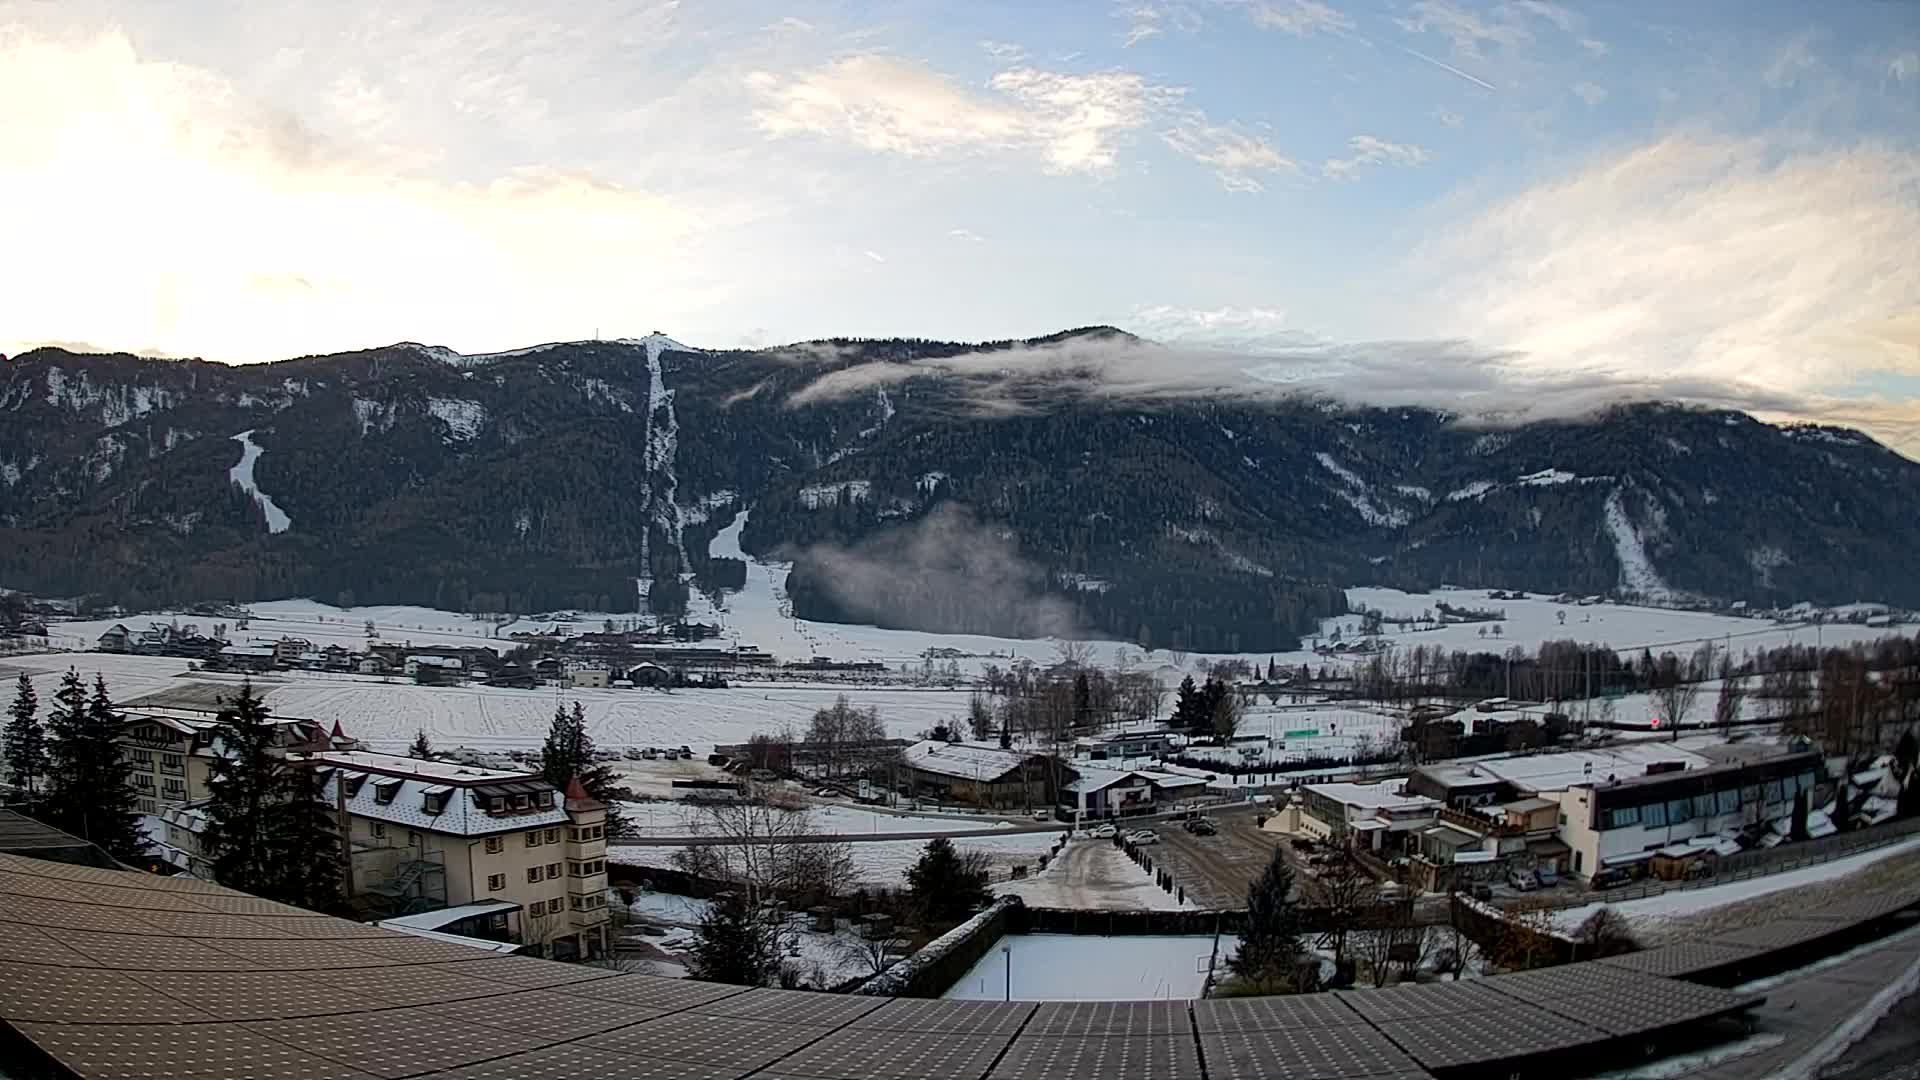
[3, 328, 1915, 652]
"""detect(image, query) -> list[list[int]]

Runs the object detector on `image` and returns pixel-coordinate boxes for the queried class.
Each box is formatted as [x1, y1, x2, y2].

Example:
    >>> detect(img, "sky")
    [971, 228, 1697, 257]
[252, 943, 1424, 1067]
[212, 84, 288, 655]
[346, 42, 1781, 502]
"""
[2, 1, 1919, 448]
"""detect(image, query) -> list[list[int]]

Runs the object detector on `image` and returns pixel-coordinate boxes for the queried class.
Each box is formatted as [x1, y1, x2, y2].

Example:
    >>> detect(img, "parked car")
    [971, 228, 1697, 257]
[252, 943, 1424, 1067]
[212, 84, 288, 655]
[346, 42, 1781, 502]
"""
[1506, 869, 1540, 892]
[640, 747, 659, 760]
[1091, 824, 1118, 839]
[1589, 867, 1634, 890]
[1535, 865, 1559, 887]
[677, 745, 693, 759]
[1031, 810, 1053, 822]
[1127, 830, 1160, 845]
[1184, 818, 1218, 836]
[1471, 883, 1494, 902]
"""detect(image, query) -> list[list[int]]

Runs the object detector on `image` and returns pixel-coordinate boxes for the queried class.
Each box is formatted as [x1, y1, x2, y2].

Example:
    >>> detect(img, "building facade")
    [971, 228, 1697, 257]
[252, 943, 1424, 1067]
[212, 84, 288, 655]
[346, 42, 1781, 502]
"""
[117, 711, 327, 815]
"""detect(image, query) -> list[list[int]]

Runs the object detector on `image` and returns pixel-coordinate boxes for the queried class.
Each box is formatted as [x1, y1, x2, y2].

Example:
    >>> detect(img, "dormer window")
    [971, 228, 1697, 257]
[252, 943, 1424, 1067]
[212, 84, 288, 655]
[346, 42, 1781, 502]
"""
[373, 778, 402, 805]
[342, 774, 367, 798]
[512, 794, 530, 810]
[535, 792, 553, 809]
[489, 796, 506, 813]
[422, 785, 452, 815]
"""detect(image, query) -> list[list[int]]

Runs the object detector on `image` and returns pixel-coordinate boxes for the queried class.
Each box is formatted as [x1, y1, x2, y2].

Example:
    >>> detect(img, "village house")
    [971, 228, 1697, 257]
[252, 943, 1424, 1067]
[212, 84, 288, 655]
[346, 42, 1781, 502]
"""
[900, 741, 1054, 810]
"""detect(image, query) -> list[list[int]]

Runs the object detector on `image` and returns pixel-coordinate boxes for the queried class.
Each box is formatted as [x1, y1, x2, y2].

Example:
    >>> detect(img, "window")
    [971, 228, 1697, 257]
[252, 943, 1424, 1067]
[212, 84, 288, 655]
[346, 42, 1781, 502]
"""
[161, 754, 184, 772]
[546, 862, 561, 879]
[406, 831, 419, 845]
[1666, 798, 1693, 825]
[535, 792, 553, 808]
[1573, 851, 1583, 873]
[1764, 779, 1784, 804]
[162, 779, 184, 796]
[137, 799, 156, 814]
[570, 895, 583, 912]
[1715, 789, 1739, 815]
[544, 828, 560, 844]
[526, 831, 542, 848]
[488, 796, 506, 813]
[130, 750, 155, 767]
[372, 823, 386, 839]
[343, 775, 367, 798]
[135, 774, 155, 789]
[487, 874, 505, 892]
[1741, 785, 1762, 806]
[1641, 801, 1667, 828]
[1604, 805, 1640, 830]
[423, 792, 447, 814]
[374, 780, 401, 805]
[527, 867, 543, 883]
[484, 836, 504, 855]
[512, 794, 530, 810]
[1557, 813, 1567, 826]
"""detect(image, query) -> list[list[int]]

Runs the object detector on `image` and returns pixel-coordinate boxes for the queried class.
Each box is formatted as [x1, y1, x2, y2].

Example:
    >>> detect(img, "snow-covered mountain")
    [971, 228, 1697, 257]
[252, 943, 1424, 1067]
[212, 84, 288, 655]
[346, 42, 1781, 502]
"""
[4, 328, 1918, 651]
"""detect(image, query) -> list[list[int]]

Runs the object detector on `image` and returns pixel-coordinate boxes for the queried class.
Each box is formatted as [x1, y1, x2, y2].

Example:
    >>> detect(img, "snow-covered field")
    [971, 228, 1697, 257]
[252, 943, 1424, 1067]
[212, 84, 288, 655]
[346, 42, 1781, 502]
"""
[1181, 705, 1405, 766]
[943, 933, 1221, 1001]
[618, 802, 1018, 839]
[608, 830, 1066, 888]
[1336, 587, 1897, 662]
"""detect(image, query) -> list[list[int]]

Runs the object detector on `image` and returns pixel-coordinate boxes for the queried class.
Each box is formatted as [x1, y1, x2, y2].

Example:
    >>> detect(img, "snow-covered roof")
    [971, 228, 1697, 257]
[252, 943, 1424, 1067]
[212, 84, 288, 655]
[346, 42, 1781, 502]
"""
[307, 750, 529, 783]
[1453, 849, 1498, 864]
[378, 899, 521, 931]
[371, 924, 526, 954]
[901, 741, 1036, 782]
[1424, 744, 1714, 793]
[1305, 781, 1438, 813]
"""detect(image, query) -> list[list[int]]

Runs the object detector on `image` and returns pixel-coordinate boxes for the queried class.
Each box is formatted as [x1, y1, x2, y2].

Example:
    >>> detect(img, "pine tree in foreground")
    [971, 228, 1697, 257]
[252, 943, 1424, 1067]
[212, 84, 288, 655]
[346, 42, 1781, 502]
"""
[41, 671, 144, 860]
[684, 890, 780, 986]
[407, 729, 433, 760]
[905, 836, 991, 926]
[539, 701, 627, 836]
[1230, 848, 1304, 993]
[201, 682, 288, 897]
[268, 753, 343, 912]
[4, 672, 48, 803]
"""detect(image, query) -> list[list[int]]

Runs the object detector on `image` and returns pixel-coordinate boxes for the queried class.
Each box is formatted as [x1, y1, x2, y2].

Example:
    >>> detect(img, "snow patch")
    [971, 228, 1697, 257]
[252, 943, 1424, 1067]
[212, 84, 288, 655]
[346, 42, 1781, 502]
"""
[1602, 489, 1668, 599]
[514, 510, 532, 539]
[677, 490, 738, 526]
[918, 471, 949, 491]
[228, 430, 291, 534]
[1749, 546, 1790, 590]
[0, 461, 18, 487]
[426, 397, 487, 441]
[350, 398, 388, 436]
[799, 481, 871, 509]
[1314, 452, 1366, 489]
[1394, 484, 1433, 502]
[1447, 480, 1497, 502]
[1516, 468, 1577, 486]
[580, 377, 633, 412]
[1470, 432, 1509, 455]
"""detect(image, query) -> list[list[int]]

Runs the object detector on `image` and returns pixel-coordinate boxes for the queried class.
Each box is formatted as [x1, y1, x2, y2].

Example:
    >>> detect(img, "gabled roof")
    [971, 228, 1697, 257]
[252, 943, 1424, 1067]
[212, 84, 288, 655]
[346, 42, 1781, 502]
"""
[901, 741, 1038, 782]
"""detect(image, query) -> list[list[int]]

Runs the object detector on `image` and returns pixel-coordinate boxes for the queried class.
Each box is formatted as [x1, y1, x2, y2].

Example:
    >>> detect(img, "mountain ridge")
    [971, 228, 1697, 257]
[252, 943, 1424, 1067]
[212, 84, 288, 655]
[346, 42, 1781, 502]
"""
[3, 330, 1916, 651]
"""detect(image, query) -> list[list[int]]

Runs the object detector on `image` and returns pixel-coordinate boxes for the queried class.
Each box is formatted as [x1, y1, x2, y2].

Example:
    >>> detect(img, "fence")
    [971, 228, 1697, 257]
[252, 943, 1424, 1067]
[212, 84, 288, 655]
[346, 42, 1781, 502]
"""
[854, 896, 1021, 998]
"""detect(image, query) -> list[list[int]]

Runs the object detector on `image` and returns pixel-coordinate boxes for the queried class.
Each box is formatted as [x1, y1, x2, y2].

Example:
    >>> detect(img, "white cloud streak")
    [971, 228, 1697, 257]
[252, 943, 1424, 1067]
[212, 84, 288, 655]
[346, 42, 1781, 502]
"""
[1572, 81, 1607, 105]
[1162, 118, 1295, 191]
[1401, 46, 1498, 91]
[749, 55, 1182, 173]
[1323, 135, 1430, 179]
[1241, 0, 1354, 36]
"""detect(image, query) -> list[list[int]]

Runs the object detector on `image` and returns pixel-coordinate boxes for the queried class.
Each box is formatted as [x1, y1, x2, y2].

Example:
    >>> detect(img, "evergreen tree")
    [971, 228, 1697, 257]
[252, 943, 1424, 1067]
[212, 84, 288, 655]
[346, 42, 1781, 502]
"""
[4, 672, 47, 801]
[1230, 849, 1303, 992]
[201, 683, 290, 896]
[1171, 676, 1200, 730]
[1072, 671, 1092, 727]
[407, 729, 433, 760]
[267, 758, 343, 912]
[42, 671, 143, 860]
[998, 721, 1012, 750]
[539, 702, 627, 836]
[905, 836, 992, 925]
[684, 890, 779, 986]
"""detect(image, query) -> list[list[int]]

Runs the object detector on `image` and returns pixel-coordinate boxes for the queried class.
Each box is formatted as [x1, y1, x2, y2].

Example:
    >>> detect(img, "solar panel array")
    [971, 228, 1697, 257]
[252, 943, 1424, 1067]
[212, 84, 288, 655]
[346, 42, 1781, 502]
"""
[0, 850, 1785, 1080]
[1595, 876, 1920, 982]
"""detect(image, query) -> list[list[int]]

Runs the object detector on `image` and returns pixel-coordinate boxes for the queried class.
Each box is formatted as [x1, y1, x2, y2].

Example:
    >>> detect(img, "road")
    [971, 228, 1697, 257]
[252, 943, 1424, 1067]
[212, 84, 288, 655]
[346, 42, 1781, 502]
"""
[1141, 813, 1286, 909]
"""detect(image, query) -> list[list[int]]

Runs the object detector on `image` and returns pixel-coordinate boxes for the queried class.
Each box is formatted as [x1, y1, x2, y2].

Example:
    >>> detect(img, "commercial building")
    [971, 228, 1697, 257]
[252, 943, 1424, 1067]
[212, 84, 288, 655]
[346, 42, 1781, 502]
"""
[1061, 767, 1209, 820]
[1294, 781, 1442, 851]
[1409, 743, 1825, 881]
[117, 709, 328, 815]
[900, 741, 1054, 810]
[305, 749, 612, 959]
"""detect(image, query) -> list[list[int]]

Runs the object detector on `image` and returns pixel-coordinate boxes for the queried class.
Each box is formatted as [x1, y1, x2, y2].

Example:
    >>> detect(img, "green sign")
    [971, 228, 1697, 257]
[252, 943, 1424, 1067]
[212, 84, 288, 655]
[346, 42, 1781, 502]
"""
[1282, 728, 1319, 739]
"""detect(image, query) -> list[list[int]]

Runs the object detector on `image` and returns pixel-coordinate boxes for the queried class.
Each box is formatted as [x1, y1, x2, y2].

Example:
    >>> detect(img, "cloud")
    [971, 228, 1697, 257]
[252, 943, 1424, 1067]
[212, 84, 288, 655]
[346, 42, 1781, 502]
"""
[1580, 37, 1609, 57]
[863, 249, 887, 263]
[1240, 0, 1354, 36]
[749, 55, 1182, 173]
[1414, 135, 1920, 403]
[1116, 3, 1202, 47]
[1571, 81, 1607, 106]
[948, 227, 986, 241]
[1161, 118, 1296, 191]
[980, 40, 1026, 61]
[1509, 1, 1575, 34]
[1764, 32, 1819, 88]
[1886, 51, 1919, 83]
[1130, 305, 1317, 349]
[787, 504, 1081, 640]
[1395, 1, 1530, 59]
[1323, 135, 1430, 179]
[0, 29, 715, 364]
[1433, 107, 1464, 127]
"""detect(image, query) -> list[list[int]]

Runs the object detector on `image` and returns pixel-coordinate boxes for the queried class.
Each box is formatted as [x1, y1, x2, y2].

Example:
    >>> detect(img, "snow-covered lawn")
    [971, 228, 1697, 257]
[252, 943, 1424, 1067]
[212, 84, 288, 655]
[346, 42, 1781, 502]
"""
[1549, 835, 1920, 936]
[618, 802, 1018, 839]
[943, 933, 1221, 1001]
[608, 831, 1066, 889]
[616, 892, 892, 989]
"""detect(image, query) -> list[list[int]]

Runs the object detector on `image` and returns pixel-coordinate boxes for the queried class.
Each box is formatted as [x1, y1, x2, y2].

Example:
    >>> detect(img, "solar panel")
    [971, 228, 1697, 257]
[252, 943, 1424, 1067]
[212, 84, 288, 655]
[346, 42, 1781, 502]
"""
[0, 868, 94, 901]
[850, 998, 1037, 1035]
[1192, 993, 1369, 1032]
[1339, 980, 1519, 1023]
[1025, 1000, 1188, 1036]
[0, 964, 219, 1025]
[0, 921, 103, 967]
[424, 955, 619, 990]
[1518, 988, 1756, 1037]
[60, 929, 264, 972]
[196, 936, 400, 970]
[0, 892, 176, 933]
[690, 987, 890, 1026]
[127, 909, 305, 939]
[77, 881, 222, 912]
[774, 1028, 1018, 1080]
[1200, 1024, 1423, 1080]
[126, 969, 377, 1022]
[428, 989, 666, 1041]
[583, 1012, 835, 1071]
[308, 963, 531, 1009]
[427, 1043, 739, 1080]
[13, 1020, 380, 1080]
[244, 1009, 555, 1078]
[1712, 918, 1841, 951]
[1595, 942, 1762, 979]
[991, 1033, 1204, 1080]
[346, 935, 511, 965]
[551, 973, 752, 1011]
[1375, 1003, 1610, 1069]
